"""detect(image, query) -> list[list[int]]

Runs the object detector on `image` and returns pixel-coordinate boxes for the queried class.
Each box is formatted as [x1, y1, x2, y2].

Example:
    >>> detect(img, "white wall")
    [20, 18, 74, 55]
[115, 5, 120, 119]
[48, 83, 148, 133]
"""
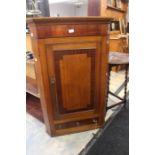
[75, 0, 88, 16]
[49, 2, 75, 17]
[49, 0, 88, 17]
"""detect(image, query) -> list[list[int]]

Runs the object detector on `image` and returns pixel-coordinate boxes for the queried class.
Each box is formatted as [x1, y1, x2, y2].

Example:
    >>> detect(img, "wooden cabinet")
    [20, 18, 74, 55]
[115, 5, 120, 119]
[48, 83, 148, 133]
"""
[27, 17, 112, 136]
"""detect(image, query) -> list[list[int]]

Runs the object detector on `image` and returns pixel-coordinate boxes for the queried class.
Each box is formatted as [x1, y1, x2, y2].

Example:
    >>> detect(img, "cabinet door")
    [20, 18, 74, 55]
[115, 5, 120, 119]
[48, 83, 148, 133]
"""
[46, 39, 103, 120]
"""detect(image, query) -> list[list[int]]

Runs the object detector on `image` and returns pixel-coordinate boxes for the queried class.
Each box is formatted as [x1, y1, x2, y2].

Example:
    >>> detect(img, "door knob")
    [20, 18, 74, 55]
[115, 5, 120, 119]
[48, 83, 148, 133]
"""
[50, 77, 55, 84]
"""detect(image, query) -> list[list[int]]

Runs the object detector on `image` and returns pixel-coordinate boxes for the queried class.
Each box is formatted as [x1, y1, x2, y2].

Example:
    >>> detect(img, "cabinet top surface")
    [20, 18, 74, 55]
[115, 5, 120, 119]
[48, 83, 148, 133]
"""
[27, 17, 113, 24]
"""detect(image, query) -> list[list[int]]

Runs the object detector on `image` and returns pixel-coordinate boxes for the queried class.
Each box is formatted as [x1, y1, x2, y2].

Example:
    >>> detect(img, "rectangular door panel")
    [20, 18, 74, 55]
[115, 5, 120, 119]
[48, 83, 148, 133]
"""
[46, 41, 101, 120]
[54, 49, 96, 114]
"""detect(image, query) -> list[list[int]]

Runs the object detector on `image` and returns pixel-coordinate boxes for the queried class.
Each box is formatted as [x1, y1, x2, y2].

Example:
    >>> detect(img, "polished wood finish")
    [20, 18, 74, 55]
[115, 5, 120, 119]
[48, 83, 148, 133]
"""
[27, 17, 112, 136]
[31, 24, 108, 39]
[27, 17, 111, 39]
[53, 49, 95, 114]
[27, 17, 112, 23]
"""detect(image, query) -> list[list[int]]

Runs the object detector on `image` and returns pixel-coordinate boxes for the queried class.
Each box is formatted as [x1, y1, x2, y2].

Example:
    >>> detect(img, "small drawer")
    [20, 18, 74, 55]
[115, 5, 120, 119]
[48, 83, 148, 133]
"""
[55, 118, 99, 130]
[36, 24, 108, 39]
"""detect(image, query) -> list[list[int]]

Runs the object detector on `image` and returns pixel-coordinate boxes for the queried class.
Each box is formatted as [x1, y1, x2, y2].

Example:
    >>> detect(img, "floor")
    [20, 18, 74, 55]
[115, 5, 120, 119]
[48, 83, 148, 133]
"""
[82, 104, 129, 155]
[26, 71, 127, 155]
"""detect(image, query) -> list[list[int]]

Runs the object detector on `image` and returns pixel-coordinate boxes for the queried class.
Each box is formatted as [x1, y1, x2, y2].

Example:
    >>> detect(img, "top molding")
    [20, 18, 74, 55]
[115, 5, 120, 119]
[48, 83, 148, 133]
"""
[26, 17, 113, 24]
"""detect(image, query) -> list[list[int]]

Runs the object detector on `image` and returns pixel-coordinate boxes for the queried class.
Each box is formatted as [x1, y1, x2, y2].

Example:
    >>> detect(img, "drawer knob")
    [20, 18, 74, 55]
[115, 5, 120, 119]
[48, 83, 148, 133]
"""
[68, 28, 75, 34]
[93, 119, 97, 124]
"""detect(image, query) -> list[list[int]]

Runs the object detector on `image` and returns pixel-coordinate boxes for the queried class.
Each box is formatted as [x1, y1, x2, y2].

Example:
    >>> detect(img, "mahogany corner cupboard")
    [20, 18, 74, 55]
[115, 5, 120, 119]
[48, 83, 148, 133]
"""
[27, 17, 112, 136]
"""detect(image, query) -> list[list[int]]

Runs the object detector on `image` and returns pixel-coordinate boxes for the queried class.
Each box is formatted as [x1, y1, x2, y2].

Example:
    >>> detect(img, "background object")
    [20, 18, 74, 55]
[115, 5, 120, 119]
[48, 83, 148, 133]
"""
[26, 0, 50, 16]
